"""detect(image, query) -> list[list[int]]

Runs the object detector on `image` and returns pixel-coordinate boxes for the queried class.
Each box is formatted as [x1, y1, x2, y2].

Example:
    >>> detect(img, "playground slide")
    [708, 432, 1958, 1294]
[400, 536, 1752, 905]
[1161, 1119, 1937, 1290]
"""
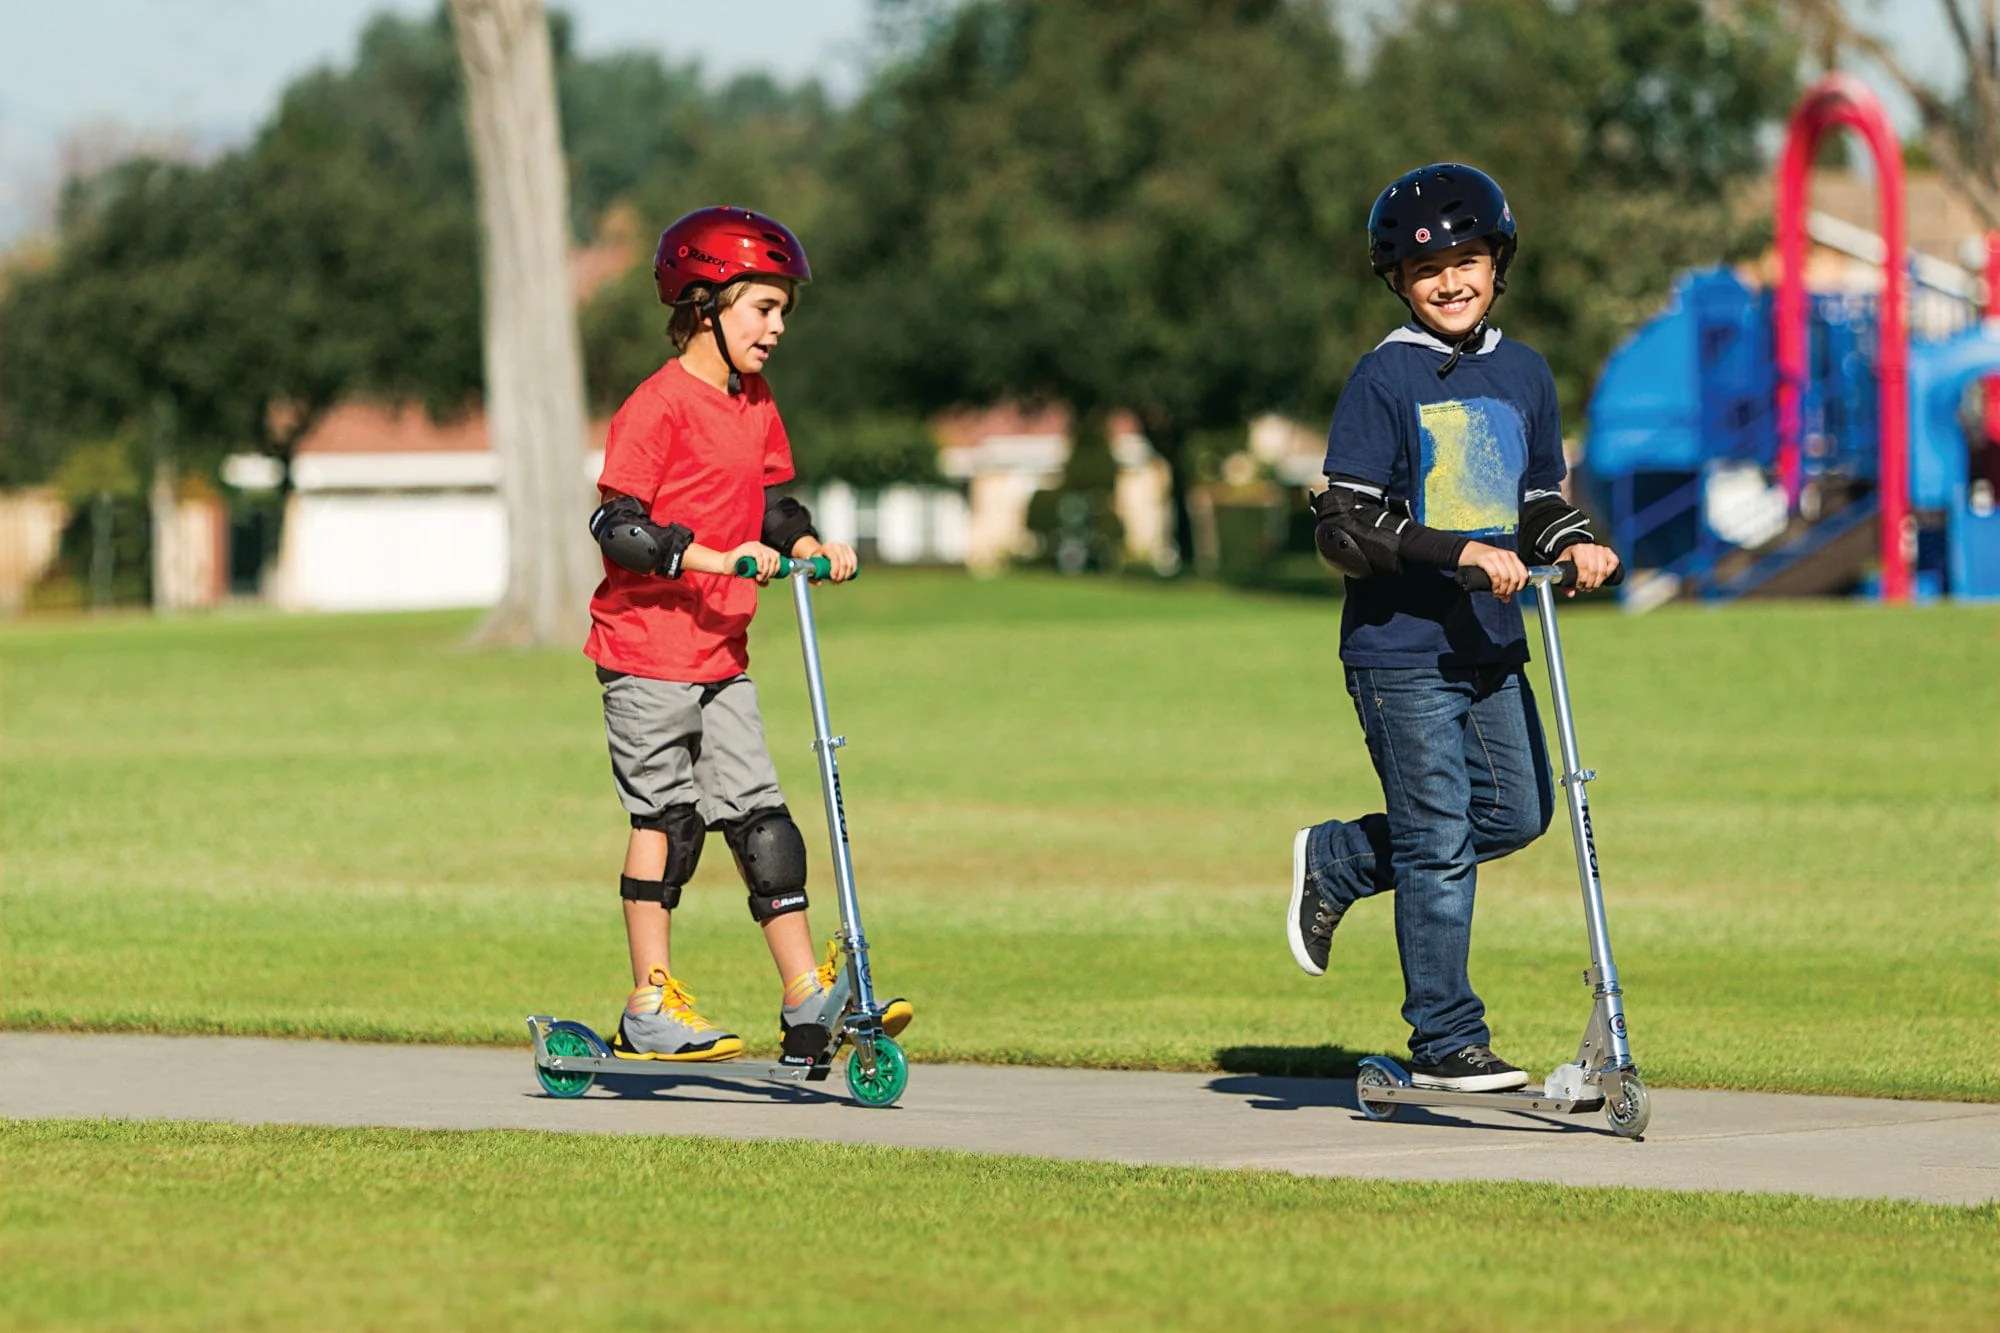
[1708, 499, 1879, 600]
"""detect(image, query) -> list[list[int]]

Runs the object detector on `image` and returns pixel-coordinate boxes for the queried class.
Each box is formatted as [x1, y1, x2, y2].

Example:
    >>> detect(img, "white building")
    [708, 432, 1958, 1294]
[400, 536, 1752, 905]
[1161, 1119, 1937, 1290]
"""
[267, 403, 541, 612]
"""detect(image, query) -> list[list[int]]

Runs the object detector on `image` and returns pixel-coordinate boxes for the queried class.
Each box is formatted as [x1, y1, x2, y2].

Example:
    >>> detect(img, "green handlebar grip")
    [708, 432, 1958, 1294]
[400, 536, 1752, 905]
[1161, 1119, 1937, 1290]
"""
[733, 554, 837, 580]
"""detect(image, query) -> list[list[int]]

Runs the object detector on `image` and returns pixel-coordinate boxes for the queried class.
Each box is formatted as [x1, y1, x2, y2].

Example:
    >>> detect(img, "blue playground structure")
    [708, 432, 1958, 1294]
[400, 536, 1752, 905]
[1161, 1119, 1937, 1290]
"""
[1584, 74, 2000, 604]
[1587, 271, 2000, 602]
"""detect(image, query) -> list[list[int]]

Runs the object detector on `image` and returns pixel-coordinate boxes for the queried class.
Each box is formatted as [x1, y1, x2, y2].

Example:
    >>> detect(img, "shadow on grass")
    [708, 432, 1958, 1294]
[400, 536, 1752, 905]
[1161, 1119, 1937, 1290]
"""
[1214, 1044, 1370, 1079]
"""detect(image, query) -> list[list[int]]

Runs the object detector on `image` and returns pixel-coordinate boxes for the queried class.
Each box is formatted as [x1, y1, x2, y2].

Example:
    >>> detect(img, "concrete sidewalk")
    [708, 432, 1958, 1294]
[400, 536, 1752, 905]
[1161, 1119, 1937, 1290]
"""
[3, 1033, 1993, 1205]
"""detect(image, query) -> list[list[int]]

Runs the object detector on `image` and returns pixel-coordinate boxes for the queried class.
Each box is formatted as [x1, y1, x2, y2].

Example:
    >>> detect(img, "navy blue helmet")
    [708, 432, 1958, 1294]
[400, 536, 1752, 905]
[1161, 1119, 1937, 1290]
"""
[1367, 163, 1517, 289]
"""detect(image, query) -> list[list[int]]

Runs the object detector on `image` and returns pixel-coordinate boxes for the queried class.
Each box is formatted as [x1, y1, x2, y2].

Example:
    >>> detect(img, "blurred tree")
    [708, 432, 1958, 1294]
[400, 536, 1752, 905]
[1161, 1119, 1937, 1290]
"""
[48, 433, 145, 607]
[1358, 0, 1799, 420]
[781, 0, 1366, 567]
[1024, 407, 1124, 573]
[781, 411, 943, 487]
[0, 5, 833, 493]
[0, 12, 485, 485]
[778, 0, 1793, 562]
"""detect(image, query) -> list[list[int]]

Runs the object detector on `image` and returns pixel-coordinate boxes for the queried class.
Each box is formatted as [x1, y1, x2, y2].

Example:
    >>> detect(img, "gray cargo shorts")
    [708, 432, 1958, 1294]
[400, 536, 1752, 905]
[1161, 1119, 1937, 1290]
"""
[596, 667, 785, 826]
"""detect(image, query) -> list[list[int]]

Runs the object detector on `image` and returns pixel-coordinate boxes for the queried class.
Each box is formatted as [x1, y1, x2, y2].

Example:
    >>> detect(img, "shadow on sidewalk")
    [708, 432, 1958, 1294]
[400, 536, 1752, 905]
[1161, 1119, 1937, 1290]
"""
[575, 1070, 848, 1107]
[1209, 1045, 1617, 1136]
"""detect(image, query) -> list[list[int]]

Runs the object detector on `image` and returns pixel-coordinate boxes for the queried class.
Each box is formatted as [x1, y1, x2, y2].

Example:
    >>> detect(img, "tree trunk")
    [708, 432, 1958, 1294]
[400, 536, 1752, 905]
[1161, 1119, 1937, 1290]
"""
[1139, 406, 1197, 577]
[147, 400, 184, 614]
[148, 458, 178, 612]
[449, 0, 597, 646]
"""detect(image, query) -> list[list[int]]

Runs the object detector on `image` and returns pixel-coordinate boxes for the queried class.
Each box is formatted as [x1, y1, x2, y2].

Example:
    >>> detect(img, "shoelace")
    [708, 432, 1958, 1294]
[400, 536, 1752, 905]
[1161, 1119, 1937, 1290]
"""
[813, 938, 843, 992]
[645, 966, 720, 1033]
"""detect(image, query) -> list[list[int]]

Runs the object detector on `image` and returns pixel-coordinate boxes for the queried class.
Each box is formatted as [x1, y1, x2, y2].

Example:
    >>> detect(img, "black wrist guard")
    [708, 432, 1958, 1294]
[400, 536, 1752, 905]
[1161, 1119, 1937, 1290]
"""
[589, 495, 695, 577]
[1520, 490, 1596, 561]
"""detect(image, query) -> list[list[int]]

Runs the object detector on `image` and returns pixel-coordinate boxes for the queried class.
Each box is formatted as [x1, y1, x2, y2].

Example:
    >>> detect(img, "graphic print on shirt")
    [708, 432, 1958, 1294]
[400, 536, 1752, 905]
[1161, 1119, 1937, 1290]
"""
[1415, 396, 1527, 537]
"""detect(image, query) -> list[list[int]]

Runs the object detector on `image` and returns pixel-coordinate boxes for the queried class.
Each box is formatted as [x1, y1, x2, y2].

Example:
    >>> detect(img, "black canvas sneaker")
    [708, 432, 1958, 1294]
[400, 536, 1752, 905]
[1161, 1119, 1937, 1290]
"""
[1408, 1044, 1529, 1092]
[1287, 828, 1344, 976]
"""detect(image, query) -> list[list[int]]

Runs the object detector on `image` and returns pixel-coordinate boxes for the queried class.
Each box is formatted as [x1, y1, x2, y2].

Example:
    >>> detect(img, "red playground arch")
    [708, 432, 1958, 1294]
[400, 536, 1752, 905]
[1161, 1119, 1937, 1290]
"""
[1774, 73, 1911, 600]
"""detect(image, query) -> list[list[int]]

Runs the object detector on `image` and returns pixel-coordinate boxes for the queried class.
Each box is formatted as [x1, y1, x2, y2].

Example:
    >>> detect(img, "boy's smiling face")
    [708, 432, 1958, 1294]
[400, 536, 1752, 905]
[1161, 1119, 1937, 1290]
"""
[1396, 239, 1495, 339]
[715, 278, 793, 375]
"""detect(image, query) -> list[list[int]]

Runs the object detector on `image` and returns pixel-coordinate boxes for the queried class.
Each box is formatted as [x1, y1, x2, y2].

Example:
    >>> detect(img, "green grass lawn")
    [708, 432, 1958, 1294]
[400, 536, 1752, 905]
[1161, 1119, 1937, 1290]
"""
[3, 573, 1995, 1098]
[4, 1120, 1993, 1332]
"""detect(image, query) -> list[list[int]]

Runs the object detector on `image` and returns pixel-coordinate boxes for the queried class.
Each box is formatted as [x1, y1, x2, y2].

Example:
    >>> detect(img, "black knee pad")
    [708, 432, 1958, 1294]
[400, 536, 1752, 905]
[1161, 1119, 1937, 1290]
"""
[619, 875, 682, 909]
[723, 806, 808, 922]
[630, 803, 706, 886]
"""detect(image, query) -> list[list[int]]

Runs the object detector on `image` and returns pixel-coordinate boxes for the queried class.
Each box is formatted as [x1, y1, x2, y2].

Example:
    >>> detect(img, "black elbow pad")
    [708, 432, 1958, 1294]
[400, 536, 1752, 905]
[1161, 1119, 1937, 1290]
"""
[761, 491, 818, 555]
[1520, 491, 1596, 561]
[589, 495, 694, 577]
[1310, 481, 1407, 579]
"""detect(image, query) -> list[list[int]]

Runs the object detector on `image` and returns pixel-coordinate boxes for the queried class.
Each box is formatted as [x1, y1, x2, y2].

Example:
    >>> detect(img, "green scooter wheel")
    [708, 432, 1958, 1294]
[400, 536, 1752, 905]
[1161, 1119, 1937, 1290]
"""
[846, 1036, 909, 1108]
[536, 1022, 604, 1099]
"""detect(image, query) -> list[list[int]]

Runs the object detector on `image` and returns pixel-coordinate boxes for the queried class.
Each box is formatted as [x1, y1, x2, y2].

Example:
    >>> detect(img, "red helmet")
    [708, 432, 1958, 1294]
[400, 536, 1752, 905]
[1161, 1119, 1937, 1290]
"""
[652, 206, 812, 307]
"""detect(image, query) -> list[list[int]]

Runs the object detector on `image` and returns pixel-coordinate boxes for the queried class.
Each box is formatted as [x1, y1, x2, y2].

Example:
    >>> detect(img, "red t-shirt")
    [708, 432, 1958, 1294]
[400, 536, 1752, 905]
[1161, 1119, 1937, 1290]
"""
[585, 360, 795, 682]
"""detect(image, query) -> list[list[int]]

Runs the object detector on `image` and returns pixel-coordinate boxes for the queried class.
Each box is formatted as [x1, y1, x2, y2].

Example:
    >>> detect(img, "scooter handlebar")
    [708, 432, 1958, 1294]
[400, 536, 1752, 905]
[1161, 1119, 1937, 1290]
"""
[732, 554, 842, 581]
[1455, 560, 1625, 593]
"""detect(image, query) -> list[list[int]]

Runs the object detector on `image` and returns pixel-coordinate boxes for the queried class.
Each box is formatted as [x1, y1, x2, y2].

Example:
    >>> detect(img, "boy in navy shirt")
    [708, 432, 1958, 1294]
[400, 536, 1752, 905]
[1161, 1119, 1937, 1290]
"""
[1285, 164, 1619, 1091]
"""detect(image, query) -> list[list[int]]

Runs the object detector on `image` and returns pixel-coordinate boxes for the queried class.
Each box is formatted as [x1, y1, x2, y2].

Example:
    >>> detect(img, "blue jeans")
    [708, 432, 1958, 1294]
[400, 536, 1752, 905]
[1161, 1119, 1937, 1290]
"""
[1306, 665, 1554, 1065]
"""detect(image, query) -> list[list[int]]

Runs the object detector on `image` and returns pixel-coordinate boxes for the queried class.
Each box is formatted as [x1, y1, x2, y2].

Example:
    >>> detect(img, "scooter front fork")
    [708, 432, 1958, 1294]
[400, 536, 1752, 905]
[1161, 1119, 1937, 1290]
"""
[1575, 964, 1636, 1081]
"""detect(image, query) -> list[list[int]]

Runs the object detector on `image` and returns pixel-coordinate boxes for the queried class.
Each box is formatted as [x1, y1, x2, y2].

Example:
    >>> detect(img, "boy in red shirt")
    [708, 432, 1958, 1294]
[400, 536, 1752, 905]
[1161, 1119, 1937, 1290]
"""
[585, 206, 882, 1062]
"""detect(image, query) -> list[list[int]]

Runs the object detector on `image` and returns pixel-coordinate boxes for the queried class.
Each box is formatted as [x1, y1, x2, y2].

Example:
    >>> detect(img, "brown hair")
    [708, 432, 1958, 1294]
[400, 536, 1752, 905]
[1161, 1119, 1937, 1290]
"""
[666, 278, 797, 351]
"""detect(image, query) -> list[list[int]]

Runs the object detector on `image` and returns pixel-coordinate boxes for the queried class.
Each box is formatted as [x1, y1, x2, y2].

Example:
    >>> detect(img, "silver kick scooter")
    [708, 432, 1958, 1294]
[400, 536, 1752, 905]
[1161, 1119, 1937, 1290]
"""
[1354, 562, 1650, 1139]
[528, 555, 910, 1109]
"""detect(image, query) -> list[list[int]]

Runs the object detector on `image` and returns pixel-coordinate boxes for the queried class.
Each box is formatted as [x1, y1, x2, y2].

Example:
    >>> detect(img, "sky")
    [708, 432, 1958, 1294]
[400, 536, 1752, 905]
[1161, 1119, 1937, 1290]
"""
[0, 0, 1964, 248]
[0, 0, 874, 244]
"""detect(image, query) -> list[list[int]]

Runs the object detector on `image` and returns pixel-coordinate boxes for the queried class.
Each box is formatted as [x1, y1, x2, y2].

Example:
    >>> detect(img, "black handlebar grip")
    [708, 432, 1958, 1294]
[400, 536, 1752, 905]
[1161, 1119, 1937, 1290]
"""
[1454, 561, 1626, 592]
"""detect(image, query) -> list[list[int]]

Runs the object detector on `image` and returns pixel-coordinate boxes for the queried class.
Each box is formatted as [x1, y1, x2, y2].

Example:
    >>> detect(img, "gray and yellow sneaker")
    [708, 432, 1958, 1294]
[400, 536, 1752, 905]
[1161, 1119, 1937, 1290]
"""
[780, 941, 915, 1060]
[611, 967, 743, 1062]
[780, 947, 851, 1060]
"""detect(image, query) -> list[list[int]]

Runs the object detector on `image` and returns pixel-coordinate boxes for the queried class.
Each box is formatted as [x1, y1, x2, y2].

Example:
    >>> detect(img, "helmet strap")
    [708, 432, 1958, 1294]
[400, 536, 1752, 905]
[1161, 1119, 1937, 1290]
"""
[1436, 317, 1488, 379]
[701, 290, 744, 396]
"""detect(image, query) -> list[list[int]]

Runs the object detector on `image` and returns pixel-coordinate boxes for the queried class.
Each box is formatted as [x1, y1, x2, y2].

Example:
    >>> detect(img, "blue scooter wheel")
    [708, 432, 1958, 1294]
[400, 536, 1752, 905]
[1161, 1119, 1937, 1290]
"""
[536, 1021, 607, 1098]
[1355, 1063, 1401, 1121]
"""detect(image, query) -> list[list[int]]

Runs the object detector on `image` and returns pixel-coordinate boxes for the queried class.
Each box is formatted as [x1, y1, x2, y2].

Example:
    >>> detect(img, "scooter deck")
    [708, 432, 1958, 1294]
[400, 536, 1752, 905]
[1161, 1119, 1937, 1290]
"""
[542, 1053, 835, 1085]
[528, 1014, 838, 1084]
[1360, 1084, 1605, 1115]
